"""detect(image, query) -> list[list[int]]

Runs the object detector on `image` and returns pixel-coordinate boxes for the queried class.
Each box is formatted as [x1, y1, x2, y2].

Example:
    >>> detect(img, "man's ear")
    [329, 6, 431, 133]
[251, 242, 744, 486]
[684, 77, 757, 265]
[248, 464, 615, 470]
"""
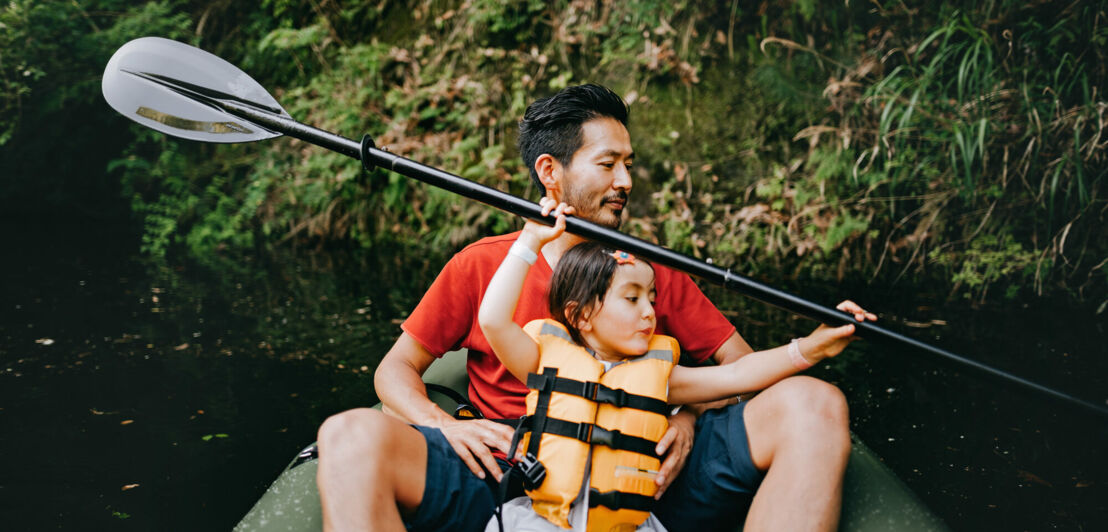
[535, 154, 561, 198]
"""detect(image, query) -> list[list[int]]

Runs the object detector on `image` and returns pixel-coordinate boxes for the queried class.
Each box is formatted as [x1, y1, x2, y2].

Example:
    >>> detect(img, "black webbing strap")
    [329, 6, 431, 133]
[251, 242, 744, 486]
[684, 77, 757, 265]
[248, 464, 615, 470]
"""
[495, 416, 545, 532]
[494, 368, 562, 532]
[538, 418, 659, 458]
[588, 488, 656, 513]
[526, 367, 558, 458]
[525, 372, 670, 416]
[423, 382, 484, 420]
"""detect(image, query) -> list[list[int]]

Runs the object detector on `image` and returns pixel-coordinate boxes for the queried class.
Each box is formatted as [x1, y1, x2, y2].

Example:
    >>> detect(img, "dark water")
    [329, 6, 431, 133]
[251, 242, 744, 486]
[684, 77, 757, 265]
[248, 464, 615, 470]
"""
[1, 221, 1105, 531]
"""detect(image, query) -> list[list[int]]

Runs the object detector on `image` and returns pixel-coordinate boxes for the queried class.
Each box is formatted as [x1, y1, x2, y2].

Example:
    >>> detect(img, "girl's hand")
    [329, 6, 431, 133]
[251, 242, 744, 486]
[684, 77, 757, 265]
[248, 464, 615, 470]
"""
[519, 197, 575, 248]
[797, 300, 877, 363]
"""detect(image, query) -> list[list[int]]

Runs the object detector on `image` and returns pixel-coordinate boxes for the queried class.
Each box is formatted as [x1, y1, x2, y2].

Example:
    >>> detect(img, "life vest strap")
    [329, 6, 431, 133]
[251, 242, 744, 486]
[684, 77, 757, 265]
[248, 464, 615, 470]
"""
[587, 488, 656, 512]
[538, 417, 660, 458]
[526, 372, 670, 416]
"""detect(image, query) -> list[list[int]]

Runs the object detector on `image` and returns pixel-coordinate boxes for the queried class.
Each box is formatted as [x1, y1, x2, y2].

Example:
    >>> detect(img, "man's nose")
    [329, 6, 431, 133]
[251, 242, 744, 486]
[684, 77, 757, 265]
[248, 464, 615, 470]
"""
[613, 164, 632, 191]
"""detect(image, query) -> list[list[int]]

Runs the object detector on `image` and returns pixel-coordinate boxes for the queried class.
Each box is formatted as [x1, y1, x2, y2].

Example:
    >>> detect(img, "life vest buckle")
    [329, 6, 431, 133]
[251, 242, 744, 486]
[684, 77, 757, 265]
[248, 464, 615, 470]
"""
[582, 381, 599, 400]
[517, 452, 547, 490]
[588, 425, 620, 449]
[595, 384, 628, 407]
[574, 421, 595, 443]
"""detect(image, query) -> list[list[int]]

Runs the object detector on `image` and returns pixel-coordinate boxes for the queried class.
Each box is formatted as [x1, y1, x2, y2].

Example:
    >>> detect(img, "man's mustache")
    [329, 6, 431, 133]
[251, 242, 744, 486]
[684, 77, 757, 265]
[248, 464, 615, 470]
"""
[601, 191, 629, 206]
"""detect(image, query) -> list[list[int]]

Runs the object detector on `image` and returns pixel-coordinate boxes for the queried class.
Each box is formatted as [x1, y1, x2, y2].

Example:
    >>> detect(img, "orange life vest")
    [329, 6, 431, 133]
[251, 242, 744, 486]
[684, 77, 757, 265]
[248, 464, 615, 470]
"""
[516, 319, 678, 532]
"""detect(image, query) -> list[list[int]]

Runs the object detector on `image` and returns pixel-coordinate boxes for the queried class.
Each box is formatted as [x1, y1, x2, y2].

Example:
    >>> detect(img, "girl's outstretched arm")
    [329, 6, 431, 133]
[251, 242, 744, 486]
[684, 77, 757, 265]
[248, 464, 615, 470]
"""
[478, 199, 574, 383]
[668, 300, 877, 404]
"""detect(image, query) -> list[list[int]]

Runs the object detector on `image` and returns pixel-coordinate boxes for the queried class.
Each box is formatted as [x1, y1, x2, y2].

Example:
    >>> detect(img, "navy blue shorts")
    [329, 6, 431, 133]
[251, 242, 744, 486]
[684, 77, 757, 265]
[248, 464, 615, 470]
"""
[653, 401, 765, 532]
[406, 402, 761, 532]
[403, 425, 512, 532]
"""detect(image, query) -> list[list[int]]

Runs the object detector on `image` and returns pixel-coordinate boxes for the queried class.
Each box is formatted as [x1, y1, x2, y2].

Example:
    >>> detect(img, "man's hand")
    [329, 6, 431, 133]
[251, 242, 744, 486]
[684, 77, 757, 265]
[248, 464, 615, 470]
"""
[437, 418, 516, 482]
[653, 408, 697, 498]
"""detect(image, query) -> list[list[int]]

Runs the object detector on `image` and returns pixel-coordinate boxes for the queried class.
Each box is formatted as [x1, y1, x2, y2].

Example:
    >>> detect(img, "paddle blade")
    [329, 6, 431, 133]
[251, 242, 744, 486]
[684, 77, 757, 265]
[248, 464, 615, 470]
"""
[102, 37, 290, 143]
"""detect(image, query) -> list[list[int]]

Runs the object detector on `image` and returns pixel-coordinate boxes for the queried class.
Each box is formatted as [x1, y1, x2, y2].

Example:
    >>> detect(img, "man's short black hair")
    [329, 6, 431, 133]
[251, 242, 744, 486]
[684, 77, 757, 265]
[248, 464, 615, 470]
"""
[518, 84, 629, 195]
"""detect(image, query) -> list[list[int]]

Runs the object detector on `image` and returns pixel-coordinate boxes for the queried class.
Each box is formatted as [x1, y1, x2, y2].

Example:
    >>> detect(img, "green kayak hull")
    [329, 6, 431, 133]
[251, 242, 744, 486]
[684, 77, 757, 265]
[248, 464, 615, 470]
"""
[235, 353, 949, 531]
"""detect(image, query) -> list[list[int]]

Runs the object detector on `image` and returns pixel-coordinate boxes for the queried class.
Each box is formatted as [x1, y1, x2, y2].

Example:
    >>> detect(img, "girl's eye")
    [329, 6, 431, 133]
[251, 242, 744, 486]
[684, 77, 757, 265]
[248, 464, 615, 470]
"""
[600, 162, 615, 169]
[626, 297, 638, 303]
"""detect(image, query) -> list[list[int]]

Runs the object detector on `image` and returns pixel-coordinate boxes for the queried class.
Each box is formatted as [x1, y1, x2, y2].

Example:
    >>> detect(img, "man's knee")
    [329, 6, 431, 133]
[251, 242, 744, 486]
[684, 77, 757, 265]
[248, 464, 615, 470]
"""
[764, 377, 850, 447]
[318, 408, 391, 456]
[777, 376, 848, 420]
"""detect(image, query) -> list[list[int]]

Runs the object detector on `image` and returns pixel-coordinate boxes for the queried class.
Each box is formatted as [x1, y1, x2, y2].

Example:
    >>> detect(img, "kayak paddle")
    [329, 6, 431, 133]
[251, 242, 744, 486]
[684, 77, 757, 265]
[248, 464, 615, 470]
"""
[101, 37, 1108, 420]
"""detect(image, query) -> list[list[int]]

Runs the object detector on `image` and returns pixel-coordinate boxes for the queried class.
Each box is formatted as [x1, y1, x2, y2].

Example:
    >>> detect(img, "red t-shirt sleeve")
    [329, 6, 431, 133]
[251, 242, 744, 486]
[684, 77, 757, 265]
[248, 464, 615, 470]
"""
[402, 252, 478, 356]
[654, 266, 736, 364]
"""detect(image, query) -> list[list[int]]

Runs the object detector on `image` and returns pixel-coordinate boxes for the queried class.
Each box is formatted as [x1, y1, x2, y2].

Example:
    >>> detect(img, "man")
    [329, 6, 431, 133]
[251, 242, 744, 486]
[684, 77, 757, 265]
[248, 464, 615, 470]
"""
[317, 84, 856, 531]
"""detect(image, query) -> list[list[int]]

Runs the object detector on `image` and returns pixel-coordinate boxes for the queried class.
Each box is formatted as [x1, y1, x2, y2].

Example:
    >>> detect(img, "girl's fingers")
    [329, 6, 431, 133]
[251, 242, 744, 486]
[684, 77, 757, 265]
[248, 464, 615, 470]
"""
[836, 300, 876, 322]
[828, 323, 856, 339]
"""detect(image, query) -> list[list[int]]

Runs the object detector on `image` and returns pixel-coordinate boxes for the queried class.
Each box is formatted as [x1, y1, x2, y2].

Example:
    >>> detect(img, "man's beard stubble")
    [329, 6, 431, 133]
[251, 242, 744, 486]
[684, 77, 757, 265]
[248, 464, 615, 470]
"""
[563, 187, 628, 230]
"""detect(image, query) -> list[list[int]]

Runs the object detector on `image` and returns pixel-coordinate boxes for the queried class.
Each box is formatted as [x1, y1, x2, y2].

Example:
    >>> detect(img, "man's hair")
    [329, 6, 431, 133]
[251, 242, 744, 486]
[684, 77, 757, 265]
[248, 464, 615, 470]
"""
[549, 241, 653, 345]
[518, 84, 629, 195]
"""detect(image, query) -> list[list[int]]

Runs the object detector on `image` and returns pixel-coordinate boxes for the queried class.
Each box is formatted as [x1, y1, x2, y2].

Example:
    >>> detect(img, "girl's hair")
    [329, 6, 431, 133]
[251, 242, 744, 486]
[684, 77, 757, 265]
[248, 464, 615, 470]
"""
[548, 241, 653, 345]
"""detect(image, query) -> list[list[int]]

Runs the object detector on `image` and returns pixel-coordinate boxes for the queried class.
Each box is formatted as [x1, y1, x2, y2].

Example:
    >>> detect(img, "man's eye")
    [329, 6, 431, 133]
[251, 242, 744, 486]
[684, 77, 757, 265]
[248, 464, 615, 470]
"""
[600, 162, 614, 168]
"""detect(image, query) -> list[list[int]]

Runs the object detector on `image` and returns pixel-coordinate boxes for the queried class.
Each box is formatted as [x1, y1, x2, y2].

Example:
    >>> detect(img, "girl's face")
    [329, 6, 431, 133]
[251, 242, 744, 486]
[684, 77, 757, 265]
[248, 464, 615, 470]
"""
[578, 261, 657, 361]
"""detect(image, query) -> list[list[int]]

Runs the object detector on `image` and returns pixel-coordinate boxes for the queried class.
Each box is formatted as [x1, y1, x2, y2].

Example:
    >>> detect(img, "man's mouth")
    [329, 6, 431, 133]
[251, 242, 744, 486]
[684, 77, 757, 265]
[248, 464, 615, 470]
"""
[602, 193, 628, 209]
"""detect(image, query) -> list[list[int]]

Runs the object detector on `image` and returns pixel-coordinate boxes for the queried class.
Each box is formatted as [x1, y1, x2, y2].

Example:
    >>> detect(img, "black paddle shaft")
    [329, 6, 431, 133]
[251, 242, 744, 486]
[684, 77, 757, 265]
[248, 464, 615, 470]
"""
[216, 100, 1108, 420]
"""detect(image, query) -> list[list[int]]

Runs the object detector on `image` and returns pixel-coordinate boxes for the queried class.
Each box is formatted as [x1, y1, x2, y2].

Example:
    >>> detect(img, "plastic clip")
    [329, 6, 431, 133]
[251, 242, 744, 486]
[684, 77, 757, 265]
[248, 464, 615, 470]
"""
[517, 452, 547, 490]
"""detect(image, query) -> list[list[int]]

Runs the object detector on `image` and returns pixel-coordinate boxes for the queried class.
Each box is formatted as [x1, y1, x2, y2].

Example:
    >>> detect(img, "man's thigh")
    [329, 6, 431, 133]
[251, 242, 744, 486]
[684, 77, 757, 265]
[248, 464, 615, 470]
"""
[404, 425, 507, 532]
[653, 402, 765, 532]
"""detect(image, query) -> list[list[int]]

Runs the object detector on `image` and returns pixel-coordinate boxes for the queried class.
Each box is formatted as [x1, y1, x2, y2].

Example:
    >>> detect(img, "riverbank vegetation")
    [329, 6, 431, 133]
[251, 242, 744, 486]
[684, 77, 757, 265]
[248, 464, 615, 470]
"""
[2, 0, 1104, 308]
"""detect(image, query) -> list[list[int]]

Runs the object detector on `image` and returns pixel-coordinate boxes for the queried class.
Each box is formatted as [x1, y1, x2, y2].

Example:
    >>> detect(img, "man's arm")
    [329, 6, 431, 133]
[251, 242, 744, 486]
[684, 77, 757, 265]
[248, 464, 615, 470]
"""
[374, 332, 515, 481]
[373, 332, 455, 426]
[686, 331, 758, 414]
[712, 329, 756, 364]
[653, 331, 754, 497]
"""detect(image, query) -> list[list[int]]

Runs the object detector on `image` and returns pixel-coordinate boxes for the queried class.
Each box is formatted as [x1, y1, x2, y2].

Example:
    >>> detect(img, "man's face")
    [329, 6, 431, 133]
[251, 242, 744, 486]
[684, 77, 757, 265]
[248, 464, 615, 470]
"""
[558, 117, 634, 229]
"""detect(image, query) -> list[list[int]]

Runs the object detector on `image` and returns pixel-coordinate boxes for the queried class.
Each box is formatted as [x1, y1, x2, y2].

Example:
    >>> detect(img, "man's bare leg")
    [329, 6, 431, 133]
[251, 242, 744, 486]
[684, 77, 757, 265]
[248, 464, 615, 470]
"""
[317, 408, 428, 532]
[742, 376, 852, 532]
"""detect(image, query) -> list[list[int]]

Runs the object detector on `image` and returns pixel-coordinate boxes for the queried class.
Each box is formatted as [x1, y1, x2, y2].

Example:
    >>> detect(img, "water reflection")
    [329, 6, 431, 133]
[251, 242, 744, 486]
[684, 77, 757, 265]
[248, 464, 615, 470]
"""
[704, 283, 1108, 530]
[1, 222, 1104, 530]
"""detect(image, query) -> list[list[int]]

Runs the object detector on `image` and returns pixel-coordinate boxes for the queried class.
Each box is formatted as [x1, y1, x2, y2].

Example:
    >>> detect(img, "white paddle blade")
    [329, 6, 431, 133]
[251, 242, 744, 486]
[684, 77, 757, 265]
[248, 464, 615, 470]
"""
[102, 37, 289, 143]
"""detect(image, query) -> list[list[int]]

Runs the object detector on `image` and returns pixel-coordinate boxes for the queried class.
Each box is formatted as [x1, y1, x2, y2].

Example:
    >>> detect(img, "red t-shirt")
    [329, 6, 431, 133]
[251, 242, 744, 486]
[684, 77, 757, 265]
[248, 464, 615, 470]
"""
[402, 231, 737, 419]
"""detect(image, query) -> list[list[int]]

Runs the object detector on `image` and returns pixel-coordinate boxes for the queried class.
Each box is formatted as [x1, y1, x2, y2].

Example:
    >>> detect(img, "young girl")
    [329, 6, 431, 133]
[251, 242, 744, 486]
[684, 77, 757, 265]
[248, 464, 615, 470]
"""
[478, 200, 874, 532]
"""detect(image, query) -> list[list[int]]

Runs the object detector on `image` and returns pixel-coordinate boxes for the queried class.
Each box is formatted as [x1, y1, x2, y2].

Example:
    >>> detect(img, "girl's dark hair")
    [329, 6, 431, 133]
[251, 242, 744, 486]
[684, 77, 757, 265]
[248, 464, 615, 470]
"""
[518, 84, 629, 195]
[548, 241, 652, 345]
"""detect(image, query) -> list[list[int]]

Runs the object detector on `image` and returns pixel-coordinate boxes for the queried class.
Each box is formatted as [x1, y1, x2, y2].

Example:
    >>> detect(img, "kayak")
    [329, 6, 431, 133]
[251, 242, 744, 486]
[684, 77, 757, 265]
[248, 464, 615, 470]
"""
[233, 351, 949, 531]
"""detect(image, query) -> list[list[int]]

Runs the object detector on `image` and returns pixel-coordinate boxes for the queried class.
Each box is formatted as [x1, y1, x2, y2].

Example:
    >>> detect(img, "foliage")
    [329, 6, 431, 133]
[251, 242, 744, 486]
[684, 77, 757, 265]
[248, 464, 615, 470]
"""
[2, 0, 1105, 307]
[0, 0, 192, 216]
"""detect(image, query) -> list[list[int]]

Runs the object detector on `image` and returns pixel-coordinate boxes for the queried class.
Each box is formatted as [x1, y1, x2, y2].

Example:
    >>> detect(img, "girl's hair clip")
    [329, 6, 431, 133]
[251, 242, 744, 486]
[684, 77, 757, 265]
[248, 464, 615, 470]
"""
[609, 250, 636, 265]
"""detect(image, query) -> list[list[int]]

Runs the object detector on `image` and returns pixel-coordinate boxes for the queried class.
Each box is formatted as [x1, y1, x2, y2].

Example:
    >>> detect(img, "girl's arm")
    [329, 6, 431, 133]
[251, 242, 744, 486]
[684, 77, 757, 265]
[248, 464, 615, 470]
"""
[668, 300, 876, 404]
[477, 199, 573, 383]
